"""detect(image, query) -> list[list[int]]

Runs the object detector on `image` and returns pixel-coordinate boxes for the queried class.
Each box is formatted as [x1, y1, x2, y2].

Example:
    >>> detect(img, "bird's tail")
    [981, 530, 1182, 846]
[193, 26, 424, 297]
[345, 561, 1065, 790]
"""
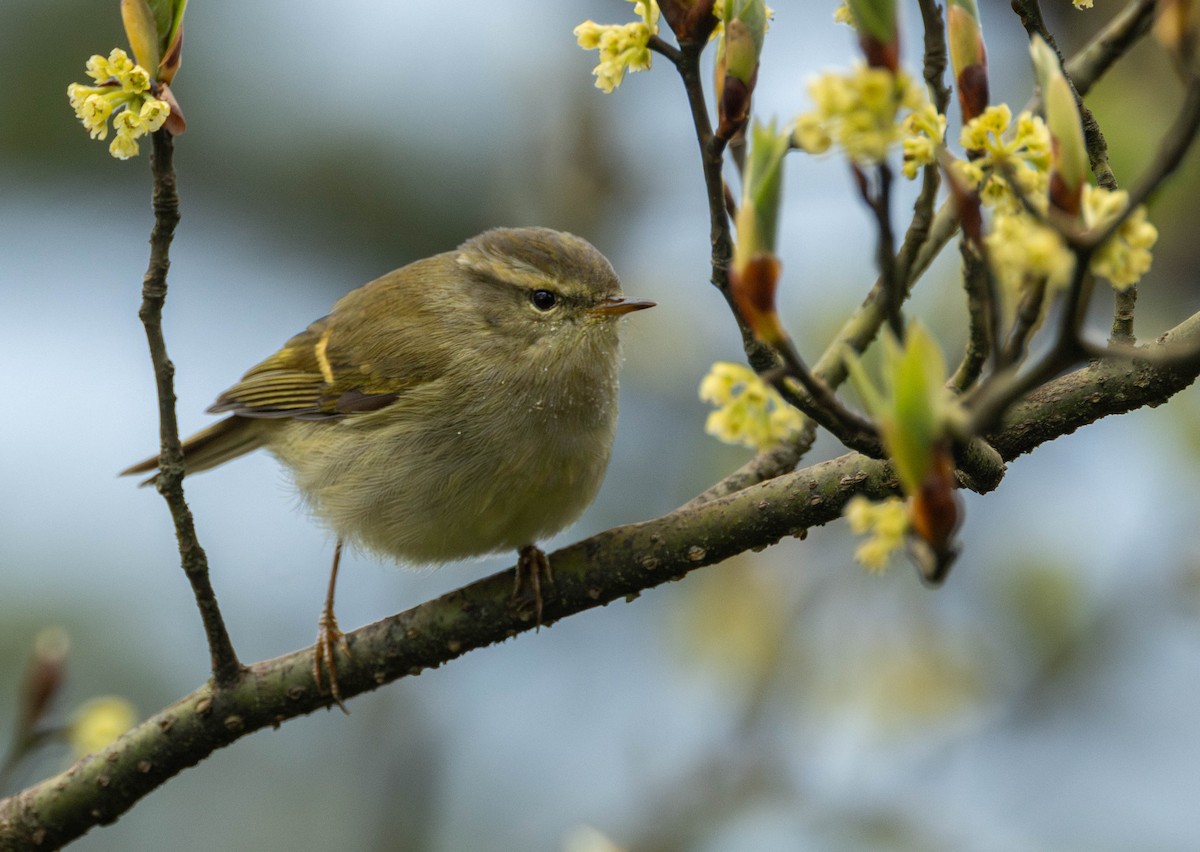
[120, 416, 267, 486]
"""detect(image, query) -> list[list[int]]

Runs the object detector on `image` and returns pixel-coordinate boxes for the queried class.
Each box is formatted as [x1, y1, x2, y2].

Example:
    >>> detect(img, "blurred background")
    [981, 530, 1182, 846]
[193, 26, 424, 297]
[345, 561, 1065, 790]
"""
[4, 0, 1200, 849]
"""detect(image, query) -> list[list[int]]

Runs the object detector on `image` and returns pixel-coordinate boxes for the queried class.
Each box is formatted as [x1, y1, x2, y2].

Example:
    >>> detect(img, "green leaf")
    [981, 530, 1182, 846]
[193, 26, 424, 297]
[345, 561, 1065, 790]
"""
[735, 120, 791, 265]
[121, 0, 161, 74]
[1030, 35, 1088, 198]
[847, 0, 897, 44]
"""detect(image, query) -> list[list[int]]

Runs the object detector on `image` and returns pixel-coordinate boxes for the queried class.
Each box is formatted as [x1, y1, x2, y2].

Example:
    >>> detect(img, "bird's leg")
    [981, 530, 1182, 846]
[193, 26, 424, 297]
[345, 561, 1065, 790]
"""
[513, 544, 554, 625]
[314, 537, 350, 713]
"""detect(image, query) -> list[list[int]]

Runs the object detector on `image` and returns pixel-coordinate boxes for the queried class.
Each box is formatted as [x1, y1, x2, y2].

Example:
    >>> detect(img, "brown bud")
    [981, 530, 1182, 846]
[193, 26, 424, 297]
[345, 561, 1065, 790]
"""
[957, 64, 990, 127]
[660, 0, 719, 43]
[859, 35, 900, 73]
[730, 253, 785, 346]
[17, 628, 70, 740]
[909, 447, 962, 585]
[155, 82, 187, 136]
[717, 74, 755, 140]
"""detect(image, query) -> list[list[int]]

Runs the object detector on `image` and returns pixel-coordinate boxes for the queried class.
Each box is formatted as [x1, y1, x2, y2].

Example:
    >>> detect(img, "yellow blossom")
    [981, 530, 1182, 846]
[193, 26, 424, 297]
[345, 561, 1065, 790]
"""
[792, 112, 832, 154]
[986, 209, 1075, 294]
[834, 3, 854, 25]
[796, 65, 930, 166]
[68, 86, 116, 140]
[68, 696, 137, 757]
[901, 101, 946, 178]
[138, 96, 171, 133]
[957, 105, 1051, 212]
[122, 63, 151, 94]
[844, 495, 909, 572]
[1073, 0, 1094, 7]
[67, 49, 169, 159]
[1082, 185, 1158, 289]
[104, 48, 136, 80]
[85, 53, 113, 83]
[574, 0, 660, 93]
[699, 361, 803, 451]
[109, 129, 141, 160]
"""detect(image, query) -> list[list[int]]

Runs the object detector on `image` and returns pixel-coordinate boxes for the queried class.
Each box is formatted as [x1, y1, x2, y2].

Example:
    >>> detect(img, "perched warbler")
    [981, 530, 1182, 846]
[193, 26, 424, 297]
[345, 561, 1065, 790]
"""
[124, 227, 654, 706]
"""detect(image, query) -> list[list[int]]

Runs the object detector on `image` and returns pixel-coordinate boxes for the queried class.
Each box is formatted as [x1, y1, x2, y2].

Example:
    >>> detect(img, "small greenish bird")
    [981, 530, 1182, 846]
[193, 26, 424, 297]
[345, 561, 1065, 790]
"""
[124, 227, 653, 707]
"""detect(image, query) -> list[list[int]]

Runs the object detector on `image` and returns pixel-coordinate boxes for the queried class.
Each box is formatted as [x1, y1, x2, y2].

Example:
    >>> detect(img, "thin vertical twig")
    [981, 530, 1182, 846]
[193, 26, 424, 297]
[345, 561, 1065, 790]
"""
[141, 129, 242, 686]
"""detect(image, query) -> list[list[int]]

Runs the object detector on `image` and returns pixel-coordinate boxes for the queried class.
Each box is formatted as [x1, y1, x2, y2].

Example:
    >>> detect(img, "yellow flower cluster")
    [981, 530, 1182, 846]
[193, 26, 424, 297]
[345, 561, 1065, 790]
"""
[954, 104, 1051, 212]
[793, 65, 931, 166]
[67, 48, 169, 159]
[986, 209, 1075, 295]
[965, 105, 1157, 294]
[1081, 185, 1158, 290]
[901, 102, 947, 179]
[833, 3, 853, 25]
[1073, 0, 1094, 7]
[574, 0, 659, 93]
[699, 361, 804, 451]
[843, 495, 909, 572]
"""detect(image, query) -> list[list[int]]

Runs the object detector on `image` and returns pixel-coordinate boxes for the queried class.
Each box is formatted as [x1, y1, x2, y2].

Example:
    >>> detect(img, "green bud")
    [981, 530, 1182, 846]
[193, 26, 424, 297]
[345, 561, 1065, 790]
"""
[121, 0, 187, 83]
[847, 0, 898, 69]
[845, 322, 952, 497]
[722, 0, 767, 84]
[121, 0, 161, 75]
[714, 0, 768, 137]
[147, 0, 187, 54]
[1030, 35, 1088, 211]
[731, 120, 791, 344]
[847, 0, 896, 42]
[735, 120, 789, 266]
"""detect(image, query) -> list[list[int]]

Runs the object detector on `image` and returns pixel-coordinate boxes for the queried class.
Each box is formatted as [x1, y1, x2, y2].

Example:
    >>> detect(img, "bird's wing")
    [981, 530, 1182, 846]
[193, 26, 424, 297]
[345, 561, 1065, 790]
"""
[207, 312, 432, 421]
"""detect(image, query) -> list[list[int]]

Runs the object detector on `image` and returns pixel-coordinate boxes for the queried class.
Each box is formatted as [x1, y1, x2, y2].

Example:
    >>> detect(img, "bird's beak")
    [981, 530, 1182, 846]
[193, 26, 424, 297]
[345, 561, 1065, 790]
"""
[587, 296, 656, 317]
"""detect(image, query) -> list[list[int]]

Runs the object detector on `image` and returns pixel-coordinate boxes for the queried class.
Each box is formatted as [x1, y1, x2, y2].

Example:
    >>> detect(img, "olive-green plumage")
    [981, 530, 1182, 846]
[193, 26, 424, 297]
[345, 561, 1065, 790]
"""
[124, 227, 653, 564]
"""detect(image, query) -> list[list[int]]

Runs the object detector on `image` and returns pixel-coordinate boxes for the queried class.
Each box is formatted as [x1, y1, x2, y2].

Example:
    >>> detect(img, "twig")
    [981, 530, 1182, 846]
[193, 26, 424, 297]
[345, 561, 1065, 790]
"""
[648, 34, 684, 68]
[1010, 0, 1052, 45]
[895, 0, 949, 290]
[917, 0, 952, 115]
[673, 43, 731, 269]
[140, 130, 241, 685]
[764, 349, 881, 455]
[949, 246, 999, 391]
[1002, 278, 1048, 366]
[1065, 0, 1157, 95]
[1111, 287, 1138, 344]
[964, 259, 1092, 433]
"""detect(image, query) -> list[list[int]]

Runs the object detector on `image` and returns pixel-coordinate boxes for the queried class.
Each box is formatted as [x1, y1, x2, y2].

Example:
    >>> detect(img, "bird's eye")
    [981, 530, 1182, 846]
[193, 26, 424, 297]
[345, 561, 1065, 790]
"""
[530, 289, 558, 311]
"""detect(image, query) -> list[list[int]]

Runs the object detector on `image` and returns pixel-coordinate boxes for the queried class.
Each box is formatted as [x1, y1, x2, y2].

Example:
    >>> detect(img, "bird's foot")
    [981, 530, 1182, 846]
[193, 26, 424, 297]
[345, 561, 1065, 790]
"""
[313, 609, 350, 714]
[513, 544, 555, 627]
